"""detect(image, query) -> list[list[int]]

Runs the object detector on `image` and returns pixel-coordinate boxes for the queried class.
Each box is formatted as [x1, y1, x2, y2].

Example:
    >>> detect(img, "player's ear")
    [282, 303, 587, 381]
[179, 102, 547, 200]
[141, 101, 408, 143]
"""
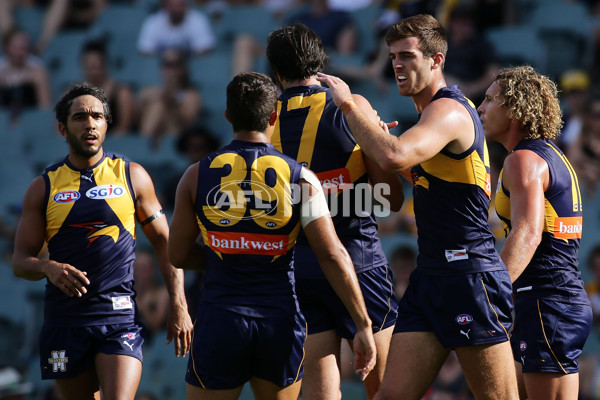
[224, 110, 231, 124]
[432, 52, 444, 70]
[269, 109, 277, 126]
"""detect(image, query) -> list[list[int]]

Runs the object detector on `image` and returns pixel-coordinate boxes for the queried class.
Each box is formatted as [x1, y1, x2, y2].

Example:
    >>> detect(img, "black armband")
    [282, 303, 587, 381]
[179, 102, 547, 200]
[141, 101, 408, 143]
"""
[140, 209, 164, 226]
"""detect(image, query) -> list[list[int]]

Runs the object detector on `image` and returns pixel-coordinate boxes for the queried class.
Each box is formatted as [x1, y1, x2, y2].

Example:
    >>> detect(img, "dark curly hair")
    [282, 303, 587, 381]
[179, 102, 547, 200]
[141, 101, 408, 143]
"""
[266, 23, 328, 85]
[54, 81, 112, 125]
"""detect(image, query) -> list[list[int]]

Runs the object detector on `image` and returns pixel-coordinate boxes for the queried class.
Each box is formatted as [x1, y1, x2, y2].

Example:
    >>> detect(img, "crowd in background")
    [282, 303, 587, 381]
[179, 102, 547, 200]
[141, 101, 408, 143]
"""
[2, 0, 600, 398]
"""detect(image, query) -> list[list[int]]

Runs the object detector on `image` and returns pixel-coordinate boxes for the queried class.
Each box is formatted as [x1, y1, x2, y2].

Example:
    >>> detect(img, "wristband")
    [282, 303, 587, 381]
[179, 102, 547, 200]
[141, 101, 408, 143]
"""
[340, 99, 358, 115]
[140, 209, 164, 226]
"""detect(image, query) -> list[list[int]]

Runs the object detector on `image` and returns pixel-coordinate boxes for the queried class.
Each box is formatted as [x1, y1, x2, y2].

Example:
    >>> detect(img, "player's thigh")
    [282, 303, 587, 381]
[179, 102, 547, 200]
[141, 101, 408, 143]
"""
[94, 353, 142, 400]
[523, 371, 579, 400]
[250, 377, 302, 400]
[302, 330, 342, 400]
[455, 341, 518, 400]
[375, 331, 449, 400]
[347, 325, 394, 399]
[515, 360, 527, 400]
[55, 369, 100, 400]
[186, 383, 244, 400]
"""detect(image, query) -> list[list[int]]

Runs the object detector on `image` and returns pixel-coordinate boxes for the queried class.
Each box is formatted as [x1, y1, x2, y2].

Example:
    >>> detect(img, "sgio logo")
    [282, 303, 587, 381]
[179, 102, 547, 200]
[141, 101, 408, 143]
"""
[86, 184, 126, 200]
[455, 314, 473, 325]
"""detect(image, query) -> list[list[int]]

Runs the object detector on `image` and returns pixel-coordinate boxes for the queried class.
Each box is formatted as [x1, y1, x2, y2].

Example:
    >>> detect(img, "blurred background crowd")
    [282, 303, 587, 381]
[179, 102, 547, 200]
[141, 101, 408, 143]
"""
[2, 0, 600, 398]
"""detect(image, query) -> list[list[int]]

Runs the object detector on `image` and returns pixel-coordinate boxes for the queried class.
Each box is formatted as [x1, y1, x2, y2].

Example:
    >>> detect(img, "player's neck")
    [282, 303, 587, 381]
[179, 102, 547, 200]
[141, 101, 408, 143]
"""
[413, 77, 446, 114]
[281, 76, 320, 90]
[68, 150, 104, 170]
[233, 131, 270, 144]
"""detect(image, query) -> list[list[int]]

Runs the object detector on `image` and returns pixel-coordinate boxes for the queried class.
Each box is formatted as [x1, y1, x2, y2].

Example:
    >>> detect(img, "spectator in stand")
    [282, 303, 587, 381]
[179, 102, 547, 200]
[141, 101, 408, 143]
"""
[287, 0, 357, 55]
[137, 48, 202, 145]
[0, 28, 51, 121]
[443, 5, 499, 106]
[80, 40, 135, 135]
[585, 244, 600, 331]
[556, 69, 591, 152]
[389, 244, 416, 300]
[162, 122, 219, 212]
[578, 243, 600, 400]
[35, 0, 107, 54]
[0, 0, 16, 37]
[567, 93, 600, 198]
[137, 0, 216, 57]
[133, 247, 170, 342]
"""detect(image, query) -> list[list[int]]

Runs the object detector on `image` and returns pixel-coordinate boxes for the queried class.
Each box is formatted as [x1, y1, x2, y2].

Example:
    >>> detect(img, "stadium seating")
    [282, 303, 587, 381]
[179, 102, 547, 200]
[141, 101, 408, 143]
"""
[485, 25, 546, 72]
[530, 2, 594, 78]
[41, 31, 90, 99]
[13, 5, 45, 42]
[213, 5, 279, 49]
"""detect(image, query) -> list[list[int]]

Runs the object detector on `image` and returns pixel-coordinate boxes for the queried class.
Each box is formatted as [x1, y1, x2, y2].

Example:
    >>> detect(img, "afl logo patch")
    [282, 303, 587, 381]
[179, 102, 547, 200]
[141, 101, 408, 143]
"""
[53, 190, 80, 203]
[86, 184, 125, 199]
[219, 219, 231, 225]
[520, 341, 527, 351]
[455, 314, 473, 325]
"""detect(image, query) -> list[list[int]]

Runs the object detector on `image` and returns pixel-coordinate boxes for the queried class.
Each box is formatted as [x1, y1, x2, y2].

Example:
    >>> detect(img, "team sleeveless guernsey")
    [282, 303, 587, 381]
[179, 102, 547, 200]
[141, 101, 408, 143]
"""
[411, 86, 502, 275]
[43, 153, 137, 326]
[495, 139, 588, 304]
[273, 85, 387, 279]
[194, 140, 304, 317]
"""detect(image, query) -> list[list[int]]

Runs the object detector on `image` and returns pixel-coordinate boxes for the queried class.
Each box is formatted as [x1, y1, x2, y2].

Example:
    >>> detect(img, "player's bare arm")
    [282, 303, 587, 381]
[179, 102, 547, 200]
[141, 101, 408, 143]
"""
[131, 162, 193, 357]
[12, 176, 90, 297]
[168, 163, 205, 271]
[299, 170, 376, 381]
[353, 94, 404, 211]
[317, 73, 473, 173]
[499, 150, 548, 282]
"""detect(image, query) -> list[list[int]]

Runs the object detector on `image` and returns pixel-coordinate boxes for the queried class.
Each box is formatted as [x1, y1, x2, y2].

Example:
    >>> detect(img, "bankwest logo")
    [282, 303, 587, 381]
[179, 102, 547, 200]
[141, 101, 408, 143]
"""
[48, 350, 68, 372]
[207, 231, 289, 255]
[316, 168, 352, 193]
[553, 217, 582, 240]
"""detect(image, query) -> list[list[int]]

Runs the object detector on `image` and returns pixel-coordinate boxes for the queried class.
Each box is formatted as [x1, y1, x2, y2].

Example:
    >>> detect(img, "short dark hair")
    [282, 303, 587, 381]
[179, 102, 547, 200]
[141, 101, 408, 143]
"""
[266, 23, 328, 84]
[55, 82, 112, 125]
[176, 122, 219, 154]
[81, 39, 107, 59]
[226, 72, 277, 133]
[385, 14, 447, 59]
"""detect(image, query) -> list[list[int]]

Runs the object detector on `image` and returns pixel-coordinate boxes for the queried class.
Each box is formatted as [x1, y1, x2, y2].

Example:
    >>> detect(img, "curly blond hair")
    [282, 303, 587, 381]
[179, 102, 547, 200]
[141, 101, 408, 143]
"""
[494, 66, 563, 140]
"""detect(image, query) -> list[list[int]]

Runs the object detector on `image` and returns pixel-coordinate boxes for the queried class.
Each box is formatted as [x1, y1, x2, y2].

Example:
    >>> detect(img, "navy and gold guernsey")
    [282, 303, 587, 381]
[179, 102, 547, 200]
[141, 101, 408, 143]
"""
[43, 153, 137, 326]
[273, 85, 387, 279]
[412, 86, 501, 274]
[495, 139, 588, 304]
[195, 140, 303, 318]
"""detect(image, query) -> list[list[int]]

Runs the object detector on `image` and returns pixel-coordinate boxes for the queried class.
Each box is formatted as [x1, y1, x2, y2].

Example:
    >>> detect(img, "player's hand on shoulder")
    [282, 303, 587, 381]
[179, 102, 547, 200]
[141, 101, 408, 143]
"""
[316, 72, 353, 107]
[45, 261, 90, 298]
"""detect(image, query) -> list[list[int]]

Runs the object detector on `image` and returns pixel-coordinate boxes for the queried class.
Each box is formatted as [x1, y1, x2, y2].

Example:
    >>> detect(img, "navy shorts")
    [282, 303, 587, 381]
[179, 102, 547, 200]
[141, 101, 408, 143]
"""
[295, 264, 398, 338]
[40, 322, 144, 380]
[394, 269, 513, 348]
[186, 305, 306, 389]
[511, 297, 592, 374]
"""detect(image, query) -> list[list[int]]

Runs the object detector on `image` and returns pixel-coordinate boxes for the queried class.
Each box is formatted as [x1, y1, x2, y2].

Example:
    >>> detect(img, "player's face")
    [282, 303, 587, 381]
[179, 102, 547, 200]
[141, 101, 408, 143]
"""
[478, 81, 510, 143]
[60, 95, 108, 159]
[389, 37, 434, 97]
